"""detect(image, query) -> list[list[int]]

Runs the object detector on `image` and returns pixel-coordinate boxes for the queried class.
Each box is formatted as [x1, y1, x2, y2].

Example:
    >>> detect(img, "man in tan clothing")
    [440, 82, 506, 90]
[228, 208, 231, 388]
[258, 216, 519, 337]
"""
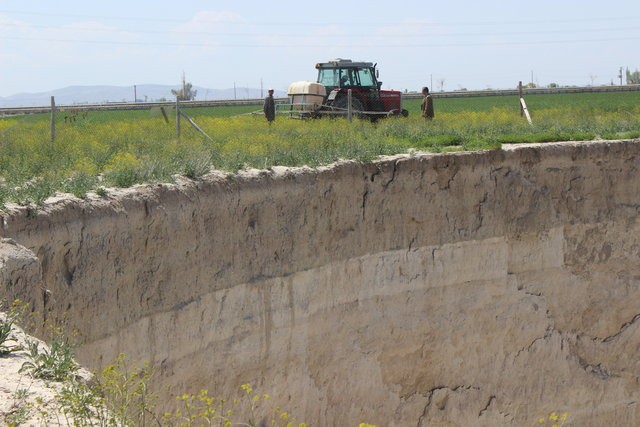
[421, 86, 434, 120]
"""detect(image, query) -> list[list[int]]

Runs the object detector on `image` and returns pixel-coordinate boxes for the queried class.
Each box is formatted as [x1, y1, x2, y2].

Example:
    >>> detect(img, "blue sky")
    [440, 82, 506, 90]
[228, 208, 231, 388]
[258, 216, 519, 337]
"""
[1, 0, 639, 97]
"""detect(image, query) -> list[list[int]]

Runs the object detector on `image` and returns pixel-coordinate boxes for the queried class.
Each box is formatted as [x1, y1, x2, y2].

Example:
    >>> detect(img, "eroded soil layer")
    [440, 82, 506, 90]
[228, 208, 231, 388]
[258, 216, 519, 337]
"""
[2, 140, 640, 426]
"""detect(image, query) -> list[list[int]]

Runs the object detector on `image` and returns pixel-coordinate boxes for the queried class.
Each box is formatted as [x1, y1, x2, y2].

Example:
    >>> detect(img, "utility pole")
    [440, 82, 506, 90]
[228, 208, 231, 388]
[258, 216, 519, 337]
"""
[619, 67, 624, 85]
[134, 85, 137, 103]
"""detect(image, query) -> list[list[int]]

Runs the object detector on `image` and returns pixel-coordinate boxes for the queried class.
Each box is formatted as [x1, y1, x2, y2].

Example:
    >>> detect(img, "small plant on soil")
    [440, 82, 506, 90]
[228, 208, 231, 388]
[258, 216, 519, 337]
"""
[55, 378, 110, 426]
[4, 403, 30, 427]
[19, 336, 79, 382]
[3, 387, 32, 426]
[25, 352, 156, 426]
[0, 299, 27, 356]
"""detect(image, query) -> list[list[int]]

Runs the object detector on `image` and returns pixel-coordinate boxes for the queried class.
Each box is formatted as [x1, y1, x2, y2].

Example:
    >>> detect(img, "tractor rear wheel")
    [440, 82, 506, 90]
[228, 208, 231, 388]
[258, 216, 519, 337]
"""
[331, 95, 365, 118]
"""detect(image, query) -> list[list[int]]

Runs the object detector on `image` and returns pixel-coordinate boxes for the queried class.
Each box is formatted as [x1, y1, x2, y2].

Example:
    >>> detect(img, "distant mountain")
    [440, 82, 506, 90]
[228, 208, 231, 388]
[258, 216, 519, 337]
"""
[0, 84, 285, 108]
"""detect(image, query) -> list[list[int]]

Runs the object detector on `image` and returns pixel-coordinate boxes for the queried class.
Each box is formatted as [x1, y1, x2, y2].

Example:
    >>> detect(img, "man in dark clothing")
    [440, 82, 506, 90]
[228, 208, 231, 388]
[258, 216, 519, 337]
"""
[421, 86, 434, 120]
[263, 88, 276, 124]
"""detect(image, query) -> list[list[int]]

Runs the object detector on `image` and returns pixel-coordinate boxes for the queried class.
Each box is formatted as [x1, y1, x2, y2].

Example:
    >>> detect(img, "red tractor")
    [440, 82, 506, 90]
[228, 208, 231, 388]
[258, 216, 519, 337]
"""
[316, 59, 408, 118]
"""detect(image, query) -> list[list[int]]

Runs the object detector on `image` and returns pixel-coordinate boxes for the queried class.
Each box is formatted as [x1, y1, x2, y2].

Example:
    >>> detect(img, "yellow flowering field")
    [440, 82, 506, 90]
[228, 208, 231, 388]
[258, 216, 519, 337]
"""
[1, 91, 639, 206]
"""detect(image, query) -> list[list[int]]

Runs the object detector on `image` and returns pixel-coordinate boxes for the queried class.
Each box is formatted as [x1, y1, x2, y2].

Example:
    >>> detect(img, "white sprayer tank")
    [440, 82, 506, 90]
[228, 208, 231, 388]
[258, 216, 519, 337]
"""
[287, 81, 327, 111]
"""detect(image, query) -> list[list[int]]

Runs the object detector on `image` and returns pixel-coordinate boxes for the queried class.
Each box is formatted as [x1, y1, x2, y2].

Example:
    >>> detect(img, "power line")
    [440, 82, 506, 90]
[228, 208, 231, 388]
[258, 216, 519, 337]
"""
[1, 9, 640, 27]
[1, 21, 638, 38]
[1, 34, 638, 48]
[0, 9, 186, 23]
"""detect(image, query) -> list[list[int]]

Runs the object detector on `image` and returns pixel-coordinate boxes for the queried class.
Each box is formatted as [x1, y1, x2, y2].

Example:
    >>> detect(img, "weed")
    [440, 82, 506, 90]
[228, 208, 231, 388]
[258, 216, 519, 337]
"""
[181, 153, 212, 179]
[4, 403, 30, 426]
[14, 387, 30, 400]
[20, 175, 58, 205]
[163, 383, 307, 427]
[537, 411, 569, 426]
[0, 182, 12, 209]
[56, 379, 108, 426]
[63, 170, 98, 199]
[19, 337, 79, 381]
[2, 386, 32, 426]
[25, 204, 38, 218]
[103, 152, 144, 188]
[162, 389, 235, 426]
[97, 353, 157, 426]
[24, 353, 154, 426]
[0, 299, 27, 356]
[95, 187, 108, 197]
[0, 317, 17, 356]
[1, 382, 33, 426]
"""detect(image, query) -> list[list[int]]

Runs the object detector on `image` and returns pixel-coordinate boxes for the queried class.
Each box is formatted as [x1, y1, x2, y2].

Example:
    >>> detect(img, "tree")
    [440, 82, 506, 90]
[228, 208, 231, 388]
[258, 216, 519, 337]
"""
[171, 73, 198, 101]
[626, 68, 640, 85]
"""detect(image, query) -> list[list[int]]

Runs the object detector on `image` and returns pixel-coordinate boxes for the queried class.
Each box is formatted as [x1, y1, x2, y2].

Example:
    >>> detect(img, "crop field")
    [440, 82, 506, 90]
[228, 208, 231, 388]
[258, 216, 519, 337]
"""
[1, 91, 639, 207]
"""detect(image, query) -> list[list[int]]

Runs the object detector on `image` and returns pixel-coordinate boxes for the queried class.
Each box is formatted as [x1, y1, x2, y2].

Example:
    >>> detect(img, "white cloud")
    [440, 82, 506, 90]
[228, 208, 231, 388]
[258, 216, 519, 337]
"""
[172, 10, 244, 34]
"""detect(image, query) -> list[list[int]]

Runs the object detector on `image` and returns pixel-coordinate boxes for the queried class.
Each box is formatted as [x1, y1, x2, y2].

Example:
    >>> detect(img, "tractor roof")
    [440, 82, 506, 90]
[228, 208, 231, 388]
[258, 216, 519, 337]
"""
[316, 59, 375, 69]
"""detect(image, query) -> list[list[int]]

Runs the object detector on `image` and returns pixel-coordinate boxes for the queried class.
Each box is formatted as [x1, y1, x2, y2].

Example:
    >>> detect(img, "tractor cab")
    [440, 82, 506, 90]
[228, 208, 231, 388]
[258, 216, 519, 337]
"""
[315, 59, 381, 94]
[314, 58, 405, 118]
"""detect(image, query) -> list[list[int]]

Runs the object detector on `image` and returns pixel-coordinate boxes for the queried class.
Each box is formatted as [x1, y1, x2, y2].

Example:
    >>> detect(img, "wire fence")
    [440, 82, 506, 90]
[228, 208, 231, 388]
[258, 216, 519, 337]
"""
[0, 97, 272, 151]
[2, 85, 640, 207]
[2, 83, 639, 149]
[0, 91, 398, 206]
[47, 97, 256, 143]
[3, 91, 394, 149]
[0, 98, 268, 205]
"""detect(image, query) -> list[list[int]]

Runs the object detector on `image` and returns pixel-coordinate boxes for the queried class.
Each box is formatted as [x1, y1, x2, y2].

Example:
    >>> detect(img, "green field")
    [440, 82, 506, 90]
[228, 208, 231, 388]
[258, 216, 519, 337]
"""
[1, 91, 639, 207]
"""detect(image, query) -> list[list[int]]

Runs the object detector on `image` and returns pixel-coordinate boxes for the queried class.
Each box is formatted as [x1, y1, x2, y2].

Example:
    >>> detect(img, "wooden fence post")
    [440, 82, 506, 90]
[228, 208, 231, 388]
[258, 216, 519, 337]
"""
[518, 81, 524, 117]
[176, 97, 181, 139]
[160, 106, 169, 123]
[347, 89, 353, 122]
[520, 97, 533, 125]
[50, 96, 56, 144]
[179, 110, 213, 141]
